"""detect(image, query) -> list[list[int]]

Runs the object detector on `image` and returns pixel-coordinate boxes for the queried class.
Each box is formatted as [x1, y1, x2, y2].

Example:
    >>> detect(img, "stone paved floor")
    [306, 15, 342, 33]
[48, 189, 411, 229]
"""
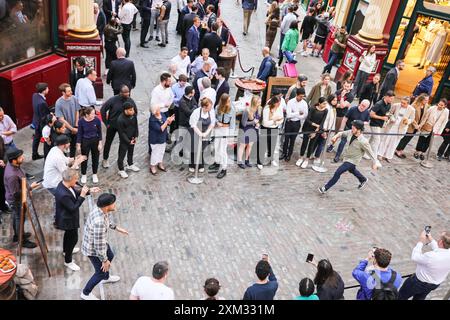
[0, 1, 449, 300]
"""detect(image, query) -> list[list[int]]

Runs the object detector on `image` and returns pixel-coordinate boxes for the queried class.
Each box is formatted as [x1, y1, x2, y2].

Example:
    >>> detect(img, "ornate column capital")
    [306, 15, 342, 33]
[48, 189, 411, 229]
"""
[67, 0, 98, 39]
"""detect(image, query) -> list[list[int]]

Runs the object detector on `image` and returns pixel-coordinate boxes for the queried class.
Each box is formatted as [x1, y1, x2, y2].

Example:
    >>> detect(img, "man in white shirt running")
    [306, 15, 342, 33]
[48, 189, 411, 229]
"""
[398, 229, 450, 300]
[130, 261, 175, 300]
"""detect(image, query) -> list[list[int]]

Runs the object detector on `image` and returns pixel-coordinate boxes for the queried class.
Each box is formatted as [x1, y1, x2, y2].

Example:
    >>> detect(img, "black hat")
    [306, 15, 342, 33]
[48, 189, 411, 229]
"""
[97, 193, 116, 208]
[55, 135, 71, 146]
[352, 120, 365, 131]
[6, 148, 24, 161]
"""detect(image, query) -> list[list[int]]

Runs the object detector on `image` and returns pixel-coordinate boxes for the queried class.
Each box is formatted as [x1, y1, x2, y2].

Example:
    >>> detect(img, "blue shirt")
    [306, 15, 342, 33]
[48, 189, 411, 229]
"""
[75, 78, 97, 107]
[352, 260, 402, 300]
[413, 75, 434, 97]
[77, 117, 102, 143]
[148, 114, 168, 145]
[345, 106, 370, 130]
[257, 56, 273, 82]
[171, 83, 187, 107]
[243, 269, 278, 300]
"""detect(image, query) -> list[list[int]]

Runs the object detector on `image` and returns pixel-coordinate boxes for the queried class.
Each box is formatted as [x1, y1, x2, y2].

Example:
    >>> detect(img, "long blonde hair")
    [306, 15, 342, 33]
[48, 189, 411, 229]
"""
[217, 94, 231, 115]
[413, 94, 428, 108]
[248, 95, 261, 119]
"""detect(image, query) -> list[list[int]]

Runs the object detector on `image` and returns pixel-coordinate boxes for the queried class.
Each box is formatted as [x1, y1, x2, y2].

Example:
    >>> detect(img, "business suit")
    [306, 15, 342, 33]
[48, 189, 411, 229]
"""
[70, 68, 86, 92]
[97, 10, 107, 41]
[187, 25, 200, 62]
[200, 32, 222, 62]
[181, 12, 197, 48]
[215, 80, 230, 106]
[31, 93, 50, 158]
[193, 69, 208, 102]
[379, 67, 398, 99]
[218, 25, 229, 44]
[55, 181, 85, 263]
[107, 58, 137, 95]
[197, 2, 206, 19]
[103, 0, 121, 22]
[140, 0, 152, 45]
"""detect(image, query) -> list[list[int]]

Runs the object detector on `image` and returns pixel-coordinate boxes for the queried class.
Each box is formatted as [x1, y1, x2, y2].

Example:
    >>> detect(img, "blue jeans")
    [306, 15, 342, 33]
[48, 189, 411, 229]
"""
[83, 244, 115, 295]
[325, 161, 366, 190]
[398, 274, 439, 300]
[334, 136, 348, 161]
[323, 51, 340, 74]
[314, 134, 326, 158]
[5, 141, 16, 151]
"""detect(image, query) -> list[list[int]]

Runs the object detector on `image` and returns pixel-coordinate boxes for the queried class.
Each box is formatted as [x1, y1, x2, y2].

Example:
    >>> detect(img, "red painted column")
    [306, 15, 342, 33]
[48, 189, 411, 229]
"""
[382, 0, 401, 42]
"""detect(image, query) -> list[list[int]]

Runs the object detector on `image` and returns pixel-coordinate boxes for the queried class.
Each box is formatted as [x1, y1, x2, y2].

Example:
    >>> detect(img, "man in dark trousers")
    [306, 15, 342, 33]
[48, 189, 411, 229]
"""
[379, 60, 405, 99]
[100, 85, 138, 169]
[117, 103, 140, 179]
[214, 67, 230, 107]
[187, 16, 201, 62]
[216, 17, 229, 44]
[106, 47, 137, 95]
[200, 22, 222, 62]
[181, 4, 199, 48]
[32, 83, 51, 160]
[103, 0, 121, 23]
[4, 148, 40, 248]
[70, 57, 87, 91]
[139, 0, 152, 48]
[177, 0, 193, 35]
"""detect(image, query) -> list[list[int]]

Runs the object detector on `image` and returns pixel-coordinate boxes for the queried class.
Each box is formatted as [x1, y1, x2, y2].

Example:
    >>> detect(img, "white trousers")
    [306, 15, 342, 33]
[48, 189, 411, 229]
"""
[150, 143, 166, 166]
[214, 127, 230, 170]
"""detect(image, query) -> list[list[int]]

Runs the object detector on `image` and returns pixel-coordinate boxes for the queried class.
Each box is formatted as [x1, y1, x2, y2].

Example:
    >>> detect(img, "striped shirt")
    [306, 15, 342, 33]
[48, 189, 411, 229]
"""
[81, 207, 117, 261]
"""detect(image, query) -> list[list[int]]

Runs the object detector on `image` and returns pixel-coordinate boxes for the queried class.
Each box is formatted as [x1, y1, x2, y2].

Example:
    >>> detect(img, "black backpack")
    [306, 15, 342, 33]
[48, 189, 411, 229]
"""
[268, 58, 277, 78]
[370, 270, 399, 300]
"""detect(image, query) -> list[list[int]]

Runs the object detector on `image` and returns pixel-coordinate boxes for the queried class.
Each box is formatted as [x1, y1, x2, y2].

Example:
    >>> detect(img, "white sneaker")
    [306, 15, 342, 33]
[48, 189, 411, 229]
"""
[80, 175, 87, 184]
[313, 158, 321, 165]
[199, 168, 205, 173]
[118, 171, 129, 179]
[296, 158, 304, 167]
[64, 261, 80, 271]
[188, 167, 195, 173]
[257, 164, 263, 170]
[271, 160, 279, 167]
[80, 292, 99, 300]
[102, 160, 110, 168]
[301, 159, 309, 169]
[125, 164, 140, 172]
[92, 174, 99, 184]
[62, 247, 80, 256]
[101, 275, 120, 284]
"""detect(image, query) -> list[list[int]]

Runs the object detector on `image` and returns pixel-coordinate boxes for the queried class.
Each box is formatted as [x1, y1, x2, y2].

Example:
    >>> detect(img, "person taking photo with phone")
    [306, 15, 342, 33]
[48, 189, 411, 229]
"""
[243, 254, 278, 300]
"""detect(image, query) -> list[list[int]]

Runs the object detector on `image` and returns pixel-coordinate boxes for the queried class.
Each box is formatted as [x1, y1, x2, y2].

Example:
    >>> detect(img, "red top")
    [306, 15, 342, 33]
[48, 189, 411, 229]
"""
[0, 248, 17, 286]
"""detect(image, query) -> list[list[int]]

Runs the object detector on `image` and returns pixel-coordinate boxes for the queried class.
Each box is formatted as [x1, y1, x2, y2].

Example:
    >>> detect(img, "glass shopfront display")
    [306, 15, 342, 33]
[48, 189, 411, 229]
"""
[0, 0, 52, 70]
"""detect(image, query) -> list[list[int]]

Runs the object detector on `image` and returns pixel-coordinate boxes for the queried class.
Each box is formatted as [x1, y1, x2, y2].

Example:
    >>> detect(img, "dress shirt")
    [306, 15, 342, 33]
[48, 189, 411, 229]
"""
[151, 84, 175, 113]
[412, 241, 450, 285]
[171, 83, 187, 107]
[286, 98, 308, 123]
[0, 115, 17, 144]
[189, 108, 216, 129]
[199, 88, 216, 107]
[118, 2, 139, 24]
[171, 54, 191, 78]
[43, 147, 69, 189]
[190, 56, 217, 76]
[75, 78, 97, 107]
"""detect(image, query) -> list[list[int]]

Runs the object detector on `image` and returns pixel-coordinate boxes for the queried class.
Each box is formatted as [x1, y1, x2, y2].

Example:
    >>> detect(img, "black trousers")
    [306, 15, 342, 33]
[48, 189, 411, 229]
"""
[398, 274, 439, 300]
[259, 127, 278, 165]
[43, 143, 52, 160]
[416, 133, 432, 153]
[69, 133, 77, 158]
[118, 141, 135, 171]
[103, 126, 118, 161]
[176, 10, 183, 34]
[438, 137, 450, 157]
[32, 126, 42, 156]
[81, 138, 100, 175]
[63, 229, 78, 264]
[132, 13, 138, 29]
[282, 121, 300, 157]
[140, 18, 150, 45]
[396, 130, 417, 151]
[122, 23, 132, 57]
[105, 40, 118, 69]
[300, 133, 319, 158]
[189, 130, 209, 169]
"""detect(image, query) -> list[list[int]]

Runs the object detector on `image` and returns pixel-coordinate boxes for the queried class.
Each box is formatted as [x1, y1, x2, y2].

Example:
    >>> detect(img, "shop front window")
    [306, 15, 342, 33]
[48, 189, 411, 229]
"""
[0, 0, 52, 70]
[423, 0, 450, 15]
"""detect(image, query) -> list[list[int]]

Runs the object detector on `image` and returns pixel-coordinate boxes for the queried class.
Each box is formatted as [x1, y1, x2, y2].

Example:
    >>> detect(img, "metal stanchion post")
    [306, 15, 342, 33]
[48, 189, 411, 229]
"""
[420, 133, 435, 169]
[312, 131, 333, 173]
[188, 134, 204, 184]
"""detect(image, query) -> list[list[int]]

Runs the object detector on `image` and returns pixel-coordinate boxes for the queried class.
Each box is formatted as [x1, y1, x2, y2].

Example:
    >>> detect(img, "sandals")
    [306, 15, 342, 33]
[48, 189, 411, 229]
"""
[158, 165, 167, 172]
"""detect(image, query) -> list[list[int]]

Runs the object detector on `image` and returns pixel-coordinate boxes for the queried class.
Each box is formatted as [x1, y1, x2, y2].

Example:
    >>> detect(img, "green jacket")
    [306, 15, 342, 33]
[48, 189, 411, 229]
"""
[282, 29, 299, 52]
[338, 131, 378, 166]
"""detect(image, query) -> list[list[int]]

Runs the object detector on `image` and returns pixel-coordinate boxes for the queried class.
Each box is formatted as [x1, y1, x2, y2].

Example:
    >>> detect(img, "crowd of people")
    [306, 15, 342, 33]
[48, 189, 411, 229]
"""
[0, 0, 448, 301]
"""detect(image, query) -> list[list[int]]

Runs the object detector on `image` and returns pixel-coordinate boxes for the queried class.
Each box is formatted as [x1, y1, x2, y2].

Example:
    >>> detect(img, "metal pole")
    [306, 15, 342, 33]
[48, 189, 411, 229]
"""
[420, 132, 435, 169]
[312, 131, 333, 173]
[188, 133, 204, 184]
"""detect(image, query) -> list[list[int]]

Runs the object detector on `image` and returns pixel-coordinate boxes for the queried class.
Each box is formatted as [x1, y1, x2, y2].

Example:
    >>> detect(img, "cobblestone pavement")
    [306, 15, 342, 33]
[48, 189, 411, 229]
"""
[0, 2, 449, 300]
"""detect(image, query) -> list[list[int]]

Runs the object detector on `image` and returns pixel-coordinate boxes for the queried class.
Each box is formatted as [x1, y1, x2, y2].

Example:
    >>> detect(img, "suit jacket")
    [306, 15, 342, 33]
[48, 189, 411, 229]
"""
[384, 103, 415, 134]
[55, 182, 85, 230]
[193, 69, 208, 102]
[187, 26, 200, 54]
[419, 105, 450, 134]
[107, 58, 137, 91]
[140, 0, 152, 19]
[70, 68, 87, 91]
[207, 13, 217, 30]
[200, 32, 222, 61]
[218, 25, 229, 44]
[407, 103, 429, 134]
[215, 80, 230, 106]
[380, 67, 398, 98]
[97, 10, 107, 36]
[197, 2, 206, 19]
[103, 0, 121, 22]
[32, 93, 50, 129]
[182, 12, 197, 38]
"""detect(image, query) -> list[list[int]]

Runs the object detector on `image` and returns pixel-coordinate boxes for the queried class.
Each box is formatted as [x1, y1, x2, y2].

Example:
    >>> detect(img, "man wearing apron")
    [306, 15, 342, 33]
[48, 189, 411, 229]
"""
[189, 98, 216, 172]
